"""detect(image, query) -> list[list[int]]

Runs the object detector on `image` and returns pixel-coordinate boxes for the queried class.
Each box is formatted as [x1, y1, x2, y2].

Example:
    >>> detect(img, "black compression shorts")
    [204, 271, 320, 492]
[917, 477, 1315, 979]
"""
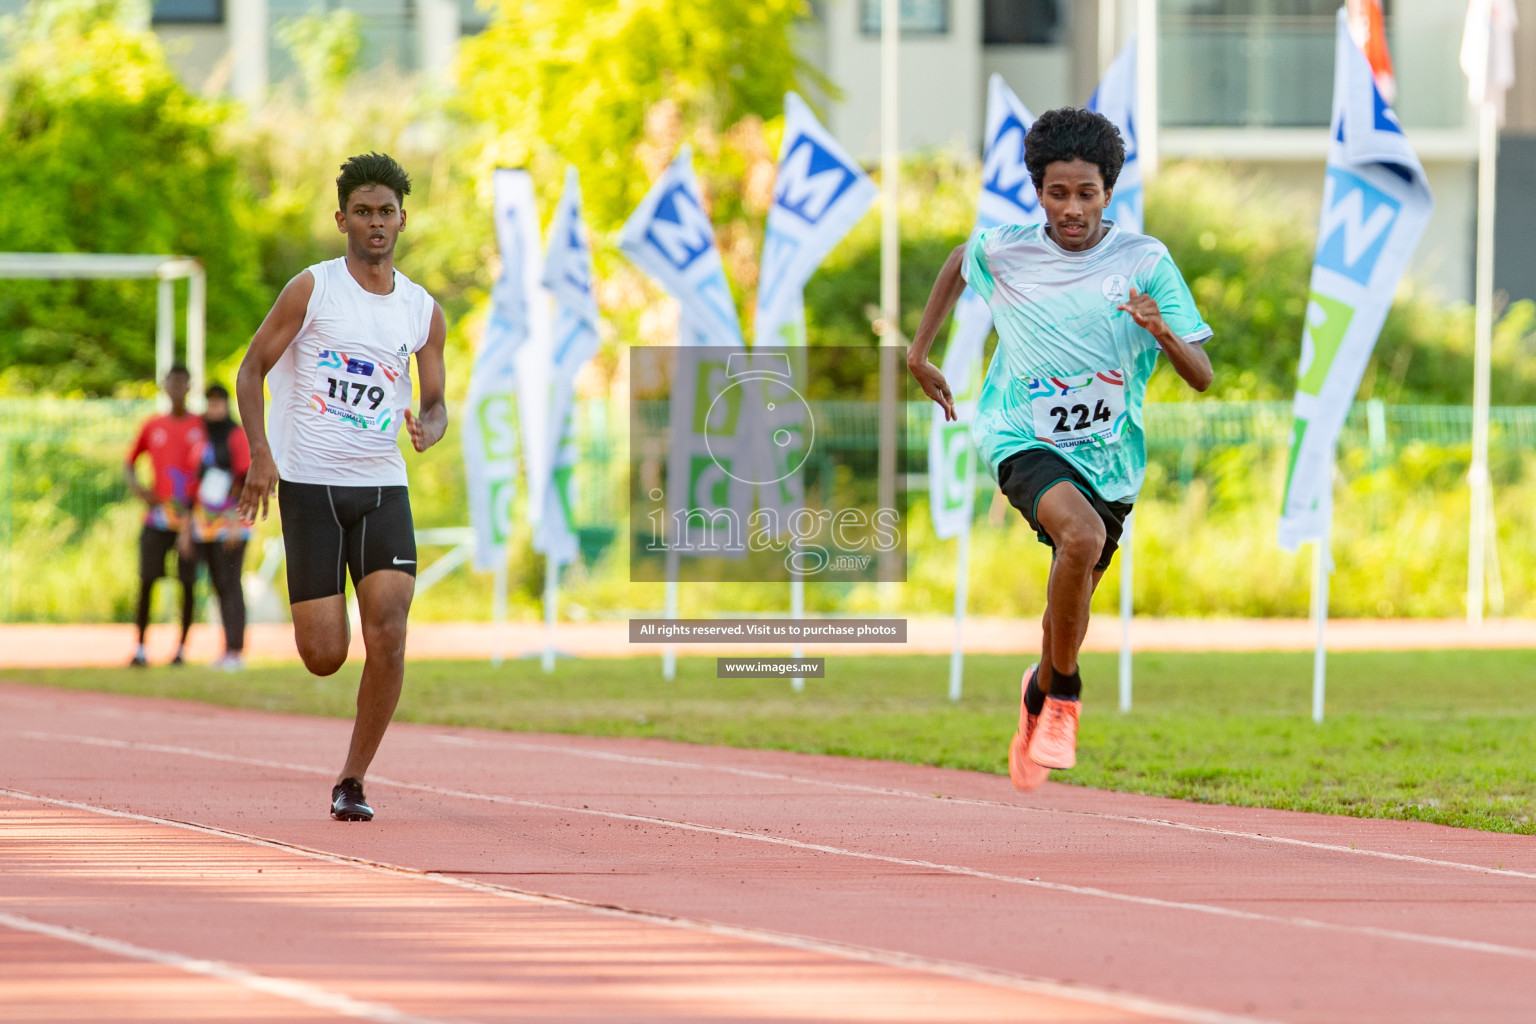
[277, 480, 416, 604]
[996, 448, 1133, 573]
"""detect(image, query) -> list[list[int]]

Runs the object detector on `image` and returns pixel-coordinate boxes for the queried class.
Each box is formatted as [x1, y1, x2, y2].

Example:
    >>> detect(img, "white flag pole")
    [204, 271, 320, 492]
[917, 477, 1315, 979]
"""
[948, 521, 970, 702]
[1311, 523, 1331, 724]
[491, 559, 508, 668]
[1118, 511, 1133, 712]
[1467, 99, 1497, 627]
[1137, 0, 1159, 180]
[790, 579, 806, 691]
[663, 550, 678, 681]
[877, 0, 900, 575]
[1309, 483, 1333, 723]
[542, 557, 558, 672]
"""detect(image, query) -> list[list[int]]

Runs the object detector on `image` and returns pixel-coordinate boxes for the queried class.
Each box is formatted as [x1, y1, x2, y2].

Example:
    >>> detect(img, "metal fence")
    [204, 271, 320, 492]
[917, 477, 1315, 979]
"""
[5, 395, 1533, 527]
[0, 397, 1529, 620]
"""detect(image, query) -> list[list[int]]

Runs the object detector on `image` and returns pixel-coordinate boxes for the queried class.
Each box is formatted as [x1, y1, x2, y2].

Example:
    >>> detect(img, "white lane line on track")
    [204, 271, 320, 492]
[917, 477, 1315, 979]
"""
[10, 732, 1536, 965]
[442, 734, 1536, 883]
[23, 724, 1536, 883]
[0, 787, 1274, 1024]
[0, 910, 453, 1024]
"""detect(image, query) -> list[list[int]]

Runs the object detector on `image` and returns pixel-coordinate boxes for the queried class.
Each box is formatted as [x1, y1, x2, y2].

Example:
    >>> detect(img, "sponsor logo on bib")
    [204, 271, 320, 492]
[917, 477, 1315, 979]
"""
[1025, 370, 1129, 451]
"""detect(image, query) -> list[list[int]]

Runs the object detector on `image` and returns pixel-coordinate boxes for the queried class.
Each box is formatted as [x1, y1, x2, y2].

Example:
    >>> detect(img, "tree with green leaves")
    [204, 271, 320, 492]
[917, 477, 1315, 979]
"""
[457, 0, 823, 231]
[0, 0, 267, 395]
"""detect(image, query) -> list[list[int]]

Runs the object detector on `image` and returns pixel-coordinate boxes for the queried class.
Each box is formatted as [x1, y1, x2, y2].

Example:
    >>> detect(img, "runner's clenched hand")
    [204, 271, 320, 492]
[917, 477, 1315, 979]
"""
[1117, 288, 1167, 337]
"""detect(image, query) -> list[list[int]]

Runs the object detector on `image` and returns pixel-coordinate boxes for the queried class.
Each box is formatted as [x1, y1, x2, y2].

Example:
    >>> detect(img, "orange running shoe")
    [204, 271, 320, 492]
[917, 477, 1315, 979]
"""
[1028, 695, 1080, 770]
[1007, 665, 1050, 792]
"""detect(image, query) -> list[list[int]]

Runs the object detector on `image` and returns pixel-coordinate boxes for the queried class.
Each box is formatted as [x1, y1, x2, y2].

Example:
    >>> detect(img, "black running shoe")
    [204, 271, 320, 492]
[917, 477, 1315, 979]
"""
[330, 777, 374, 821]
[129, 654, 148, 668]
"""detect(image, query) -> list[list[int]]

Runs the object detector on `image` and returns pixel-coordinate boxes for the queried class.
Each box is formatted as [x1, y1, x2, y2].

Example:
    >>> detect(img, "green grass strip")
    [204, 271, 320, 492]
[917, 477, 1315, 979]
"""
[8, 649, 1535, 833]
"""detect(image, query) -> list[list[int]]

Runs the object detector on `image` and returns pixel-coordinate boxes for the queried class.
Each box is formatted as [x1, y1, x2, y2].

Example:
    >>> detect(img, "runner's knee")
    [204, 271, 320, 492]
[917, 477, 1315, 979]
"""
[361, 614, 407, 661]
[1054, 517, 1106, 568]
[297, 636, 348, 676]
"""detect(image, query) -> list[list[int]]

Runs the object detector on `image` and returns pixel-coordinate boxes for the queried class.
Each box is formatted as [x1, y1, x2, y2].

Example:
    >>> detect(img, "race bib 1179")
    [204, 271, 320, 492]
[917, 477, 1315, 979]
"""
[311, 350, 401, 432]
[1025, 370, 1129, 450]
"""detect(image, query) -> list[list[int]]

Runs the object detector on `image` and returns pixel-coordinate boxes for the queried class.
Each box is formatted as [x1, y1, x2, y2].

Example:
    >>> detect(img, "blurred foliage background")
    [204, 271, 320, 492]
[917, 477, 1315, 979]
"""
[0, 0, 1532, 624]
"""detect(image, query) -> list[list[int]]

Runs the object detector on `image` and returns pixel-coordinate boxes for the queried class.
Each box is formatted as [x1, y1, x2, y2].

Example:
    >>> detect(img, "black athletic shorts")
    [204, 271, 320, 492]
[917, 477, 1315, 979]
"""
[277, 480, 417, 604]
[139, 525, 196, 583]
[997, 448, 1133, 573]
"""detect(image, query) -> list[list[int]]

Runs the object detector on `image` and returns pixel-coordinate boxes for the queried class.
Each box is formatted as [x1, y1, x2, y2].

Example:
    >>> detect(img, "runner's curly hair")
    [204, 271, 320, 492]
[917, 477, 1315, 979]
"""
[1023, 108, 1125, 192]
[336, 152, 412, 211]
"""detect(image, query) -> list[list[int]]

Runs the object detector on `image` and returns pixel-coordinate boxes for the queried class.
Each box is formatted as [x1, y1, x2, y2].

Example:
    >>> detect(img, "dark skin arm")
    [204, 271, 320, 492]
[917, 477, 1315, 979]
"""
[235, 271, 314, 524]
[404, 303, 449, 451]
[123, 459, 157, 505]
[1117, 289, 1214, 392]
[905, 244, 968, 422]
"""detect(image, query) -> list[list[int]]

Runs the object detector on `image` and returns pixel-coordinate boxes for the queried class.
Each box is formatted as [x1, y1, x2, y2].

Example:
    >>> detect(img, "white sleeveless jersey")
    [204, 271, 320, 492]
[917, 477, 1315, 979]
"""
[267, 258, 435, 487]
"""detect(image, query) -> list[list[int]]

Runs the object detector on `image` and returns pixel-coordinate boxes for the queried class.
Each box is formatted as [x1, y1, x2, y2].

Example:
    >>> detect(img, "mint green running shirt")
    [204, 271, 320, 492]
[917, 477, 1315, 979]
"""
[961, 221, 1212, 503]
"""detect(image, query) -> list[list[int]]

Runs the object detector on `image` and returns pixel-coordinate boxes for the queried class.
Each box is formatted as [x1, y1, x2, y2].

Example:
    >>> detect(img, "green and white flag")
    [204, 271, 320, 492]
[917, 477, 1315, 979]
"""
[930, 75, 1042, 540]
[1278, 11, 1433, 550]
[531, 168, 600, 568]
[618, 146, 749, 557]
[755, 92, 876, 524]
[465, 168, 544, 570]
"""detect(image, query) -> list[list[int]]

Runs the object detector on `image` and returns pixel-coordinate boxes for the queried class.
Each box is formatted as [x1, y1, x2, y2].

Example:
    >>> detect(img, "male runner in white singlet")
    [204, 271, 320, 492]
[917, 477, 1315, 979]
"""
[908, 108, 1213, 791]
[237, 152, 448, 821]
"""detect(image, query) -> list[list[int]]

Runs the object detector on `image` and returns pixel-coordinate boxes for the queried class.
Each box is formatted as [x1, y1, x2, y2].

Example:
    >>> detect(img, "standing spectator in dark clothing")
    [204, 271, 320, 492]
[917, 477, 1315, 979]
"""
[178, 384, 252, 670]
[126, 366, 204, 666]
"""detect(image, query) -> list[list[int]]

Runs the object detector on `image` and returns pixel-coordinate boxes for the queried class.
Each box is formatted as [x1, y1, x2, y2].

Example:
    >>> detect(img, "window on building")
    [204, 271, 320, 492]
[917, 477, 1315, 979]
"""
[1161, 0, 1394, 127]
[152, 0, 223, 23]
[983, 0, 1065, 46]
[459, 0, 490, 35]
[859, 0, 948, 36]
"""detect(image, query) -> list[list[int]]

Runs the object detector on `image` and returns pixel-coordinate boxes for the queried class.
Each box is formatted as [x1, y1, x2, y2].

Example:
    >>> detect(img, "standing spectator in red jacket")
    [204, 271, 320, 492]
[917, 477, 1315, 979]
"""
[178, 384, 252, 670]
[125, 366, 204, 666]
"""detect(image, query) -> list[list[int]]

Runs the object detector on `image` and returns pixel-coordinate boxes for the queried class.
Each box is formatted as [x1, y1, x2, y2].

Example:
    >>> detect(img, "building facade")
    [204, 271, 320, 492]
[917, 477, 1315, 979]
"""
[805, 0, 1536, 305]
[3, 0, 1531, 303]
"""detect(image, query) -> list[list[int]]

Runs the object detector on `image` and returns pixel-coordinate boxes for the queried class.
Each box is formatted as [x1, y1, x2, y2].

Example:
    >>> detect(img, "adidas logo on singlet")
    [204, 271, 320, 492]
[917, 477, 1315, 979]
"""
[397, 343, 409, 355]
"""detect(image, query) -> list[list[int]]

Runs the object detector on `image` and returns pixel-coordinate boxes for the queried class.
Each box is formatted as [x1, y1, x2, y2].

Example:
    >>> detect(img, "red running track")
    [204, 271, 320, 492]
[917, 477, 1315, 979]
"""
[2, 682, 1534, 1024]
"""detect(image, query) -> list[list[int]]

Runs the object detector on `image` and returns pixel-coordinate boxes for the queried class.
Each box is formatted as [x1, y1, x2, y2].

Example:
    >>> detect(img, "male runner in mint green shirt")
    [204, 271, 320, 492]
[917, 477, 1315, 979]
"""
[907, 107, 1214, 790]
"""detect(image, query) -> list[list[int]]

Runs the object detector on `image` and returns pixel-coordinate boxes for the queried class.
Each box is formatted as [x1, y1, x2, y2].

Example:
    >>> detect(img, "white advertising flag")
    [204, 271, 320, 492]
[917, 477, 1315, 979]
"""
[757, 92, 878, 347]
[1278, 12, 1434, 550]
[756, 92, 877, 519]
[929, 75, 1043, 540]
[619, 145, 743, 350]
[534, 167, 602, 567]
[619, 146, 750, 552]
[464, 168, 542, 571]
[1087, 36, 1143, 234]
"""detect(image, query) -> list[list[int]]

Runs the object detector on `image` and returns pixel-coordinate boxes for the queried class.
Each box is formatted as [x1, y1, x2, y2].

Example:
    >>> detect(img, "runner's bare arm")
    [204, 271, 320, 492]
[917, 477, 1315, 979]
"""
[236, 271, 315, 522]
[123, 458, 155, 505]
[906, 244, 967, 422]
[404, 302, 448, 453]
[1117, 289, 1214, 393]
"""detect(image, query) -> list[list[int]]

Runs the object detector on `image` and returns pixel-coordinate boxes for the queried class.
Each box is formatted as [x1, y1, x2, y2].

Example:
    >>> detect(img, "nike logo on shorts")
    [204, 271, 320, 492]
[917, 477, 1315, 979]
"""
[393, 557, 415, 565]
